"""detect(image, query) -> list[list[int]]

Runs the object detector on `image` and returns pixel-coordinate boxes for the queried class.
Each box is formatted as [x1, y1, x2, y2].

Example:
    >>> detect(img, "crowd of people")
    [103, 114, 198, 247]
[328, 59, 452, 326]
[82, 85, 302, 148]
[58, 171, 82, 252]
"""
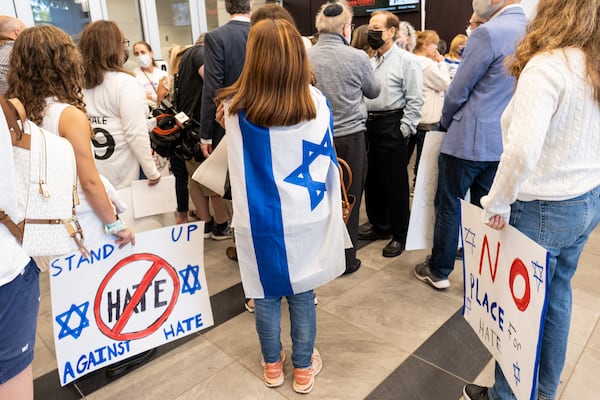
[1, 0, 599, 398]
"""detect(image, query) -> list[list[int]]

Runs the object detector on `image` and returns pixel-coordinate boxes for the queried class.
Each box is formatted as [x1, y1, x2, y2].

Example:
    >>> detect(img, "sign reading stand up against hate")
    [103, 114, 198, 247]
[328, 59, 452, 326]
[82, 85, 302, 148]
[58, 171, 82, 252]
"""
[49, 223, 213, 386]
[461, 201, 549, 400]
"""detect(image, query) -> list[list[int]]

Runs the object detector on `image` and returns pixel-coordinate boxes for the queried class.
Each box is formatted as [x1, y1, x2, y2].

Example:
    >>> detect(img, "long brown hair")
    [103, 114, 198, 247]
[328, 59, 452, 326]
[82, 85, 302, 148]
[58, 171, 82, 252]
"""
[6, 25, 86, 125]
[508, 0, 600, 104]
[216, 18, 316, 127]
[78, 20, 132, 89]
[351, 24, 374, 57]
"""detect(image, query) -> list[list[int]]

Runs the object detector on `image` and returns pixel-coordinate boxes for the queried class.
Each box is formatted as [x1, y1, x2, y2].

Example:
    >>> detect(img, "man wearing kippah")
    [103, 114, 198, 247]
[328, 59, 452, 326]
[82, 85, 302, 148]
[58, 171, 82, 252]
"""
[308, 1, 381, 273]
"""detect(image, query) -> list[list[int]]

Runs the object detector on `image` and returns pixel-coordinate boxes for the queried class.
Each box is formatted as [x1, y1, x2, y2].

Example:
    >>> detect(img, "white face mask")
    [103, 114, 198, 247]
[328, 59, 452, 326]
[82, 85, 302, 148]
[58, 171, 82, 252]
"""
[472, 0, 504, 20]
[466, 26, 473, 37]
[136, 54, 153, 68]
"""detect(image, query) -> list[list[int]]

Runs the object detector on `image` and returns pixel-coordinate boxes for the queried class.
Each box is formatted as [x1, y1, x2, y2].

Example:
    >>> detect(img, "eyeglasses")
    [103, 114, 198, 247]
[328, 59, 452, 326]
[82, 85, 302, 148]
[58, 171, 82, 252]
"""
[346, 23, 355, 32]
[123, 39, 130, 47]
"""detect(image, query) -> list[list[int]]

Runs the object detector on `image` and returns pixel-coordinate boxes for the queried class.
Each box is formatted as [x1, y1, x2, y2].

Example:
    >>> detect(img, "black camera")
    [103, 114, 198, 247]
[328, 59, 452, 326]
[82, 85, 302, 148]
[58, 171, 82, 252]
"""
[150, 99, 200, 160]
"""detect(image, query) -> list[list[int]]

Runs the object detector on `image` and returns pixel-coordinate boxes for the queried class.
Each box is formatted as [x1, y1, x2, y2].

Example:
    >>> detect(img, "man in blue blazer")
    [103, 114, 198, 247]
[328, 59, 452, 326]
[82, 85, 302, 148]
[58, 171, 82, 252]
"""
[414, 0, 528, 290]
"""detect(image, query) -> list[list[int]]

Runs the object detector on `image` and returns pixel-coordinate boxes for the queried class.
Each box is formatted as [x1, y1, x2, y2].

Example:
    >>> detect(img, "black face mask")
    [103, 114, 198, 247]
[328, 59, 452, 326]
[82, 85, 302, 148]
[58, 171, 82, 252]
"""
[367, 29, 386, 50]
[122, 48, 129, 65]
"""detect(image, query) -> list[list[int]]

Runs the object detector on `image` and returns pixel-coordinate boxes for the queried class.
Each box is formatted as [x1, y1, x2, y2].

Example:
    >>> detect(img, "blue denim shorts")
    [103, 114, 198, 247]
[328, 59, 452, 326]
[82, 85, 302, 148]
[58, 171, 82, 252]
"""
[0, 259, 40, 384]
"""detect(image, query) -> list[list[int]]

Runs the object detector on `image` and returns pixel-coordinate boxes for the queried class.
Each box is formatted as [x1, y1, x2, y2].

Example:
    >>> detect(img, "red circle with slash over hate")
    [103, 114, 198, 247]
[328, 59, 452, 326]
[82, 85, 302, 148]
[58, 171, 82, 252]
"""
[94, 253, 180, 340]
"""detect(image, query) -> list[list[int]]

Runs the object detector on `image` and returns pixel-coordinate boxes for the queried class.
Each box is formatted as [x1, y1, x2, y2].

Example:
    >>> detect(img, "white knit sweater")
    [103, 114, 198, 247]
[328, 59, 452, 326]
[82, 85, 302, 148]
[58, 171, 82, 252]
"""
[481, 48, 600, 221]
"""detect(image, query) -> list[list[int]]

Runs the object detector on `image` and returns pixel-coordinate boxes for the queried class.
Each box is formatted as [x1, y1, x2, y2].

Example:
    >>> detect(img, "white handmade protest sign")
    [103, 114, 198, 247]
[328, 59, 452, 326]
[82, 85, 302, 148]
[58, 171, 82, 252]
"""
[406, 131, 444, 250]
[131, 175, 177, 218]
[49, 222, 213, 386]
[461, 200, 548, 400]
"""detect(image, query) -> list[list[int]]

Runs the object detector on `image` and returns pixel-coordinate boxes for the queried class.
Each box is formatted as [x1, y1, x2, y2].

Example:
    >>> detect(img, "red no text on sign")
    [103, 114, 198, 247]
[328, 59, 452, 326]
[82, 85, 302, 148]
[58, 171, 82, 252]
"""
[94, 253, 180, 341]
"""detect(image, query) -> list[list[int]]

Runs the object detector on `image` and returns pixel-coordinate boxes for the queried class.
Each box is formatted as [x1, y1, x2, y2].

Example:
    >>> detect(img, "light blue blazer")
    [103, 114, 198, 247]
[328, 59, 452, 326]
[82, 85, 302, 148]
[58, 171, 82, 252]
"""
[440, 6, 528, 162]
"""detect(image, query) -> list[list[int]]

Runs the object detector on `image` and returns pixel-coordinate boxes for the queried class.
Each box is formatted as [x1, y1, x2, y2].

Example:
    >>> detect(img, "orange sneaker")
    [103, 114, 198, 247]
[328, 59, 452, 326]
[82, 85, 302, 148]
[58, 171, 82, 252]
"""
[293, 349, 322, 394]
[262, 351, 285, 388]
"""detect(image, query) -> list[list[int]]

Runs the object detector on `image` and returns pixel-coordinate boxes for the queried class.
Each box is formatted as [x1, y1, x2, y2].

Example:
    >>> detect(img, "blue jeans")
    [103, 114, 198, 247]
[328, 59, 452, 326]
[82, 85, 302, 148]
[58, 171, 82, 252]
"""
[254, 290, 316, 369]
[430, 154, 498, 278]
[489, 186, 600, 400]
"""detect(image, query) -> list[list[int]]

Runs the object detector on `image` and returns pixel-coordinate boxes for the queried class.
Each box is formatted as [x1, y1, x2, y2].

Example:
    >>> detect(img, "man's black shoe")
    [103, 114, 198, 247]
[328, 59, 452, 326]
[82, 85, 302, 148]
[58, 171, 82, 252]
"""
[463, 384, 490, 400]
[105, 348, 157, 377]
[456, 247, 464, 260]
[343, 258, 361, 275]
[382, 239, 404, 257]
[358, 227, 391, 241]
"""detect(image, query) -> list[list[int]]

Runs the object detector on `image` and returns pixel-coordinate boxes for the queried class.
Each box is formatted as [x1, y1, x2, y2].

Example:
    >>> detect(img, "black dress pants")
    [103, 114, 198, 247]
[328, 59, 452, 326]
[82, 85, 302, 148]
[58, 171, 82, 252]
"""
[364, 114, 410, 242]
[334, 131, 367, 270]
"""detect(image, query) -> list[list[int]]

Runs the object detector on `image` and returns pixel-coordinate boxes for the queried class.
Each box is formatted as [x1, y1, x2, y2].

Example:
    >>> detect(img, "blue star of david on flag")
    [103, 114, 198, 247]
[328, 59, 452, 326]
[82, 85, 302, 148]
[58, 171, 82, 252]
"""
[284, 129, 337, 210]
[179, 264, 202, 295]
[55, 301, 90, 340]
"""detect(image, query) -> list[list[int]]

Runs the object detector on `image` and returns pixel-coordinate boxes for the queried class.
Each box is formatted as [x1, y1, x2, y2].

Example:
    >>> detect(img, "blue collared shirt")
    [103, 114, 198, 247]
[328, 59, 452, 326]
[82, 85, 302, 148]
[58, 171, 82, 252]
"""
[365, 45, 423, 136]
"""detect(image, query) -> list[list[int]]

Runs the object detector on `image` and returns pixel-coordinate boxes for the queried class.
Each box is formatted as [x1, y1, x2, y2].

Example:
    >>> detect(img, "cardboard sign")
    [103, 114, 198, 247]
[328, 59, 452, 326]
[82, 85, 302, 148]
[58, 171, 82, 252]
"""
[406, 131, 445, 250]
[461, 201, 549, 400]
[131, 175, 177, 218]
[49, 223, 213, 386]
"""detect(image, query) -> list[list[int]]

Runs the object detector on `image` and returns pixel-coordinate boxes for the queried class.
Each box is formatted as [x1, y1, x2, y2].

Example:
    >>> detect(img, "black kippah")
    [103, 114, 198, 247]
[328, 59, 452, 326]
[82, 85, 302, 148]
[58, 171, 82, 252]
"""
[323, 3, 343, 17]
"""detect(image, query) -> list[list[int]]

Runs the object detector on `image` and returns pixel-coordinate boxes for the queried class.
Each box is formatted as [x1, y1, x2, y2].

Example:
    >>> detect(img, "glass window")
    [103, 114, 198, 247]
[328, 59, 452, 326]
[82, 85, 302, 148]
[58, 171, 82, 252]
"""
[30, 0, 91, 42]
[205, 0, 218, 31]
[155, 0, 193, 59]
[105, 0, 144, 70]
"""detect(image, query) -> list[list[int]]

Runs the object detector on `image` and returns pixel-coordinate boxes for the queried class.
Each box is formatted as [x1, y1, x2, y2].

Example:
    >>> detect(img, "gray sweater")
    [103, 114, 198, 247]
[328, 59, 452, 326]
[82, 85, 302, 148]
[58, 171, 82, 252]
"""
[308, 33, 381, 137]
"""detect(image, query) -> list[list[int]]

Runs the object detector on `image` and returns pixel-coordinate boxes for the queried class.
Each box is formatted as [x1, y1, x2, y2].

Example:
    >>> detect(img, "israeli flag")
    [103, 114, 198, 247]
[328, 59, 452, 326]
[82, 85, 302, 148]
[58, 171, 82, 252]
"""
[225, 87, 346, 298]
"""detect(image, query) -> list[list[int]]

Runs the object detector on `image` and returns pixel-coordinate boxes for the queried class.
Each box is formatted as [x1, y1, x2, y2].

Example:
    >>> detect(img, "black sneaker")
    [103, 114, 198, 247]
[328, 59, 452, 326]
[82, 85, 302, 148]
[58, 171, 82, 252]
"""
[463, 384, 490, 400]
[211, 221, 232, 240]
[203, 218, 214, 239]
[414, 260, 450, 289]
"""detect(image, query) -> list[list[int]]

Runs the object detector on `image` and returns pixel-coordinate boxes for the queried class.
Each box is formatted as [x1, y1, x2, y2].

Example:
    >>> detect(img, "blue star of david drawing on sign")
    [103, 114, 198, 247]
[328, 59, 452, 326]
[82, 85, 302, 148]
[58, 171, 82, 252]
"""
[513, 361, 521, 385]
[55, 301, 90, 340]
[284, 129, 337, 210]
[532, 260, 545, 292]
[179, 264, 202, 295]
[464, 227, 476, 252]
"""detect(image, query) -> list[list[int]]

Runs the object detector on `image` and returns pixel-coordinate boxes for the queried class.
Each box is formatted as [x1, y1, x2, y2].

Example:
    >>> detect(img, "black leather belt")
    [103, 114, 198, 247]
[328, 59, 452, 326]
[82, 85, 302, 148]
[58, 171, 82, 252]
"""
[368, 109, 404, 120]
